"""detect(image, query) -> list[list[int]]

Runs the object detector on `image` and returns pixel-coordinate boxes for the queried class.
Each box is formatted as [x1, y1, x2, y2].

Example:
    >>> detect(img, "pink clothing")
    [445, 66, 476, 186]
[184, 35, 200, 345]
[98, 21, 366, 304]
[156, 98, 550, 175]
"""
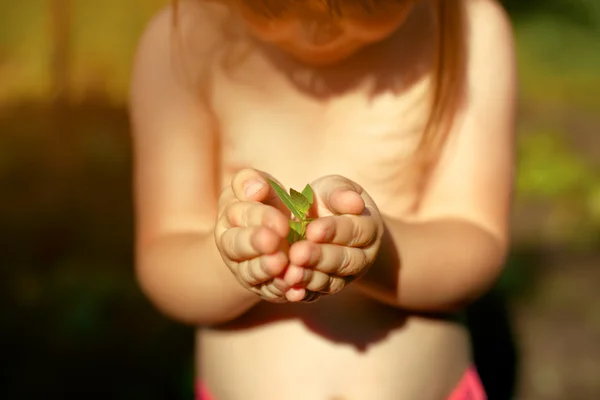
[447, 367, 487, 400]
[196, 366, 486, 399]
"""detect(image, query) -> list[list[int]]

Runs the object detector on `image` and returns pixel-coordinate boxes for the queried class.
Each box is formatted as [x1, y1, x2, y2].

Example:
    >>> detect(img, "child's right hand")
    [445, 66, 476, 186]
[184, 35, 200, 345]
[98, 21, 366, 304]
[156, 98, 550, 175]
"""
[215, 169, 292, 303]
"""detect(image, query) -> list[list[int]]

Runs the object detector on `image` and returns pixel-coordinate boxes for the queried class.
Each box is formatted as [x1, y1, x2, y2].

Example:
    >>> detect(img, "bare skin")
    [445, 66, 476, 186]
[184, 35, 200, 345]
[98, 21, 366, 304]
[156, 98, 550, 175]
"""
[130, 0, 516, 399]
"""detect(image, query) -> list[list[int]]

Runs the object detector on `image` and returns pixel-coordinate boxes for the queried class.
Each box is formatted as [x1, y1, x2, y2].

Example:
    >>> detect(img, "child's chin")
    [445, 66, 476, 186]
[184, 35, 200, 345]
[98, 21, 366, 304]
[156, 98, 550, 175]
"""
[280, 43, 364, 67]
[291, 50, 358, 67]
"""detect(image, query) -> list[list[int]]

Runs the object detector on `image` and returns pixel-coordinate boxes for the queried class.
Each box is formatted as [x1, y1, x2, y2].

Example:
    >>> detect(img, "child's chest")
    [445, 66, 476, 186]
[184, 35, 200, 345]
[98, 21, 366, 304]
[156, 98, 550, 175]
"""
[210, 59, 431, 215]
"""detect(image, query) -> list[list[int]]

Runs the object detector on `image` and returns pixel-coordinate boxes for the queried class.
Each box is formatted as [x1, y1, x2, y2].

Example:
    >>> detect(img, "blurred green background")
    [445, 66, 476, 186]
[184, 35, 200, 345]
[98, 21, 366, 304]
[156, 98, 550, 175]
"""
[1, 0, 599, 399]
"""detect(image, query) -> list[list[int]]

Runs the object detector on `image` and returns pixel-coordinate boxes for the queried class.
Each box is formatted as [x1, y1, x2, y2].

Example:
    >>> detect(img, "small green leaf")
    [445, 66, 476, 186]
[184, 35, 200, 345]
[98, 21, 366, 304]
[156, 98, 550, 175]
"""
[268, 180, 314, 243]
[267, 179, 303, 220]
[290, 189, 310, 218]
[287, 220, 306, 244]
[301, 184, 314, 205]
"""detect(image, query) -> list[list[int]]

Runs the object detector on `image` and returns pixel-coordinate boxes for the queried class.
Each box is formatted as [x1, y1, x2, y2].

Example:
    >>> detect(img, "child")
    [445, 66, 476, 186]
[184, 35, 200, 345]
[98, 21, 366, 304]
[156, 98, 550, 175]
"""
[129, 0, 516, 398]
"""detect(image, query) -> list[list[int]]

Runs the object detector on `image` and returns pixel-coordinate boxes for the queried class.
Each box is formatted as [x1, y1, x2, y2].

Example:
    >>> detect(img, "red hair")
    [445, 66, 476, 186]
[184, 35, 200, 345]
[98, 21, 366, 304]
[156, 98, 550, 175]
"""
[171, 0, 466, 171]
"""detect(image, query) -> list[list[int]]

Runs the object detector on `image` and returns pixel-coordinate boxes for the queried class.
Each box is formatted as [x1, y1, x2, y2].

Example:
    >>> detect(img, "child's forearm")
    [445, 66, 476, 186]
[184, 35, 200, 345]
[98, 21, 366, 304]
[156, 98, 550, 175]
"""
[354, 217, 507, 312]
[136, 232, 261, 326]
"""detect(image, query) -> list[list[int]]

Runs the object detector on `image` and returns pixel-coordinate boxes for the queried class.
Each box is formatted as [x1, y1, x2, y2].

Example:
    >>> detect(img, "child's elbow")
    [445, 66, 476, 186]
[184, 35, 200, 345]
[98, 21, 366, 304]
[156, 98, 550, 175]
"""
[441, 242, 508, 312]
[410, 239, 508, 313]
[135, 265, 242, 327]
[139, 284, 243, 327]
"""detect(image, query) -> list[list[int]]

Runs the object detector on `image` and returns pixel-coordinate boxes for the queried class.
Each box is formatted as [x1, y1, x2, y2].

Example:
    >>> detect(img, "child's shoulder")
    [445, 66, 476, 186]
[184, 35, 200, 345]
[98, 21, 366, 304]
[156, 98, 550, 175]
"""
[143, 0, 227, 39]
[464, 0, 514, 48]
[461, 0, 516, 83]
[133, 1, 229, 74]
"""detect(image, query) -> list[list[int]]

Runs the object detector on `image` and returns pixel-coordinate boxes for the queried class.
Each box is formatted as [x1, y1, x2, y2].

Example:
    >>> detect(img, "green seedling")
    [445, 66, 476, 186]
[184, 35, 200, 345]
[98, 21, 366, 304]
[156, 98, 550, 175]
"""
[267, 179, 315, 244]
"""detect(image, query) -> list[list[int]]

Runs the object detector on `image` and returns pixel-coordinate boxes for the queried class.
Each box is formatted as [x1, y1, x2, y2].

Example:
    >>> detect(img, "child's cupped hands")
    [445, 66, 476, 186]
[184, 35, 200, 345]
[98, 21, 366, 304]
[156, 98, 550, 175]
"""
[215, 169, 294, 303]
[282, 175, 384, 303]
[216, 170, 384, 304]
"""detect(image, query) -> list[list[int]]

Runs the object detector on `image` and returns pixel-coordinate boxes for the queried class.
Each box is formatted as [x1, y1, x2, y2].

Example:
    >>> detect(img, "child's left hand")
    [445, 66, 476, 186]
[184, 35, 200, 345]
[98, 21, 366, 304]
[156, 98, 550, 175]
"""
[283, 175, 384, 302]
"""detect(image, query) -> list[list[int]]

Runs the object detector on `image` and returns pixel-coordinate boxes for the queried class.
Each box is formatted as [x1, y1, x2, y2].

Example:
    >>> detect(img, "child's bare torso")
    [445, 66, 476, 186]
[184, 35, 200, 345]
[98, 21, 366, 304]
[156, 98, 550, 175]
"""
[199, 292, 470, 400]
[186, 2, 472, 399]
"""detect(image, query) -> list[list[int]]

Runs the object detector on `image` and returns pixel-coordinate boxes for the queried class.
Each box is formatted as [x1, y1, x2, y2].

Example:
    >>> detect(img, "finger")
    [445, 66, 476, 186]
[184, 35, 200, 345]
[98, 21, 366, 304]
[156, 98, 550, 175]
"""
[244, 284, 285, 303]
[315, 175, 365, 215]
[305, 214, 379, 247]
[282, 264, 325, 290]
[306, 272, 345, 294]
[244, 278, 288, 303]
[231, 169, 289, 214]
[259, 281, 288, 303]
[315, 276, 346, 294]
[302, 243, 369, 277]
[262, 277, 290, 296]
[283, 264, 346, 294]
[237, 252, 288, 286]
[282, 265, 305, 287]
[220, 226, 281, 261]
[231, 169, 270, 202]
[285, 287, 306, 302]
[289, 240, 365, 270]
[282, 264, 307, 302]
[327, 188, 365, 215]
[225, 201, 289, 237]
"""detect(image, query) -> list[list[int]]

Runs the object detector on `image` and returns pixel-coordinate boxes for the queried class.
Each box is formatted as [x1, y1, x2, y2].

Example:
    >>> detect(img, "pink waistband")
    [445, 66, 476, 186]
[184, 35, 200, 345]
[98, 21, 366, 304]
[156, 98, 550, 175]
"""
[197, 366, 486, 400]
[447, 366, 487, 400]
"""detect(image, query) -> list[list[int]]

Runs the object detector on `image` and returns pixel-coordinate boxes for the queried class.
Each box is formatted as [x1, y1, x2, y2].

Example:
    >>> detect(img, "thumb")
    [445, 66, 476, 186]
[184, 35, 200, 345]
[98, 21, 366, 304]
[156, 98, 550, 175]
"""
[232, 168, 270, 201]
[313, 175, 365, 216]
[231, 169, 290, 214]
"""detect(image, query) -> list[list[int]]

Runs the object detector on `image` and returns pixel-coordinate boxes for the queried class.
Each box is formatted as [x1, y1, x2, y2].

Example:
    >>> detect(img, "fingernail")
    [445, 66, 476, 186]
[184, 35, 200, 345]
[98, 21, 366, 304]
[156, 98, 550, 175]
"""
[341, 188, 360, 198]
[244, 180, 264, 198]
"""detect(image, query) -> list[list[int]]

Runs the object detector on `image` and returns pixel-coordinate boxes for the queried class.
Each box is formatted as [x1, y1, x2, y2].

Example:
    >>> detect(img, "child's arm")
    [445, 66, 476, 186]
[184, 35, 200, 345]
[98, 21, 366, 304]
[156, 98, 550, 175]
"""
[285, 1, 516, 311]
[129, 7, 280, 325]
[352, 1, 517, 312]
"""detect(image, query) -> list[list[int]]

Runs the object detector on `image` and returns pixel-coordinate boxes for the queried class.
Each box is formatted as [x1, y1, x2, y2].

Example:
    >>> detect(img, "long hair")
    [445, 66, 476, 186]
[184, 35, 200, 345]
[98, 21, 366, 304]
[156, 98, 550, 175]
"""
[420, 0, 466, 171]
[170, 0, 466, 172]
